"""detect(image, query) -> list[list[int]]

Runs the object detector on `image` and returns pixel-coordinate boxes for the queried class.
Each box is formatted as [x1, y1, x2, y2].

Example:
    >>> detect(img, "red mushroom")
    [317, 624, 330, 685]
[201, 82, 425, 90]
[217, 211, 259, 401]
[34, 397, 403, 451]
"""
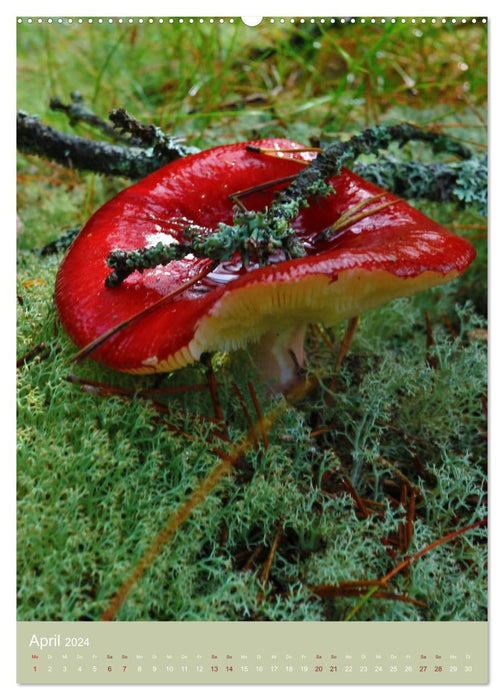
[55, 138, 476, 392]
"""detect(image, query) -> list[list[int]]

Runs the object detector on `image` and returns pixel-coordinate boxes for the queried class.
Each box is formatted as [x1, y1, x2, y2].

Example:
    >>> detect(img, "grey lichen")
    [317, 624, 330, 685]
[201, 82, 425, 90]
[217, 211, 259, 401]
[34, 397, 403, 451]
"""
[103, 123, 482, 287]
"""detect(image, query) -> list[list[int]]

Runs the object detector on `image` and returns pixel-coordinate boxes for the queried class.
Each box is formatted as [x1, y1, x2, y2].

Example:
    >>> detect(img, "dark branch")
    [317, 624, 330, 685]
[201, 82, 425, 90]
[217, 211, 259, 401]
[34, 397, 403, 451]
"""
[105, 124, 485, 287]
[17, 109, 196, 178]
[108, 107, 198, 161]
[17, 103, 486, 277]
[354, 155, 487, 217]
[266, 123, 473, 226]
[242, 123, 477, 264]
[49, 91, 121, 141]
[108, 107, 166, 146]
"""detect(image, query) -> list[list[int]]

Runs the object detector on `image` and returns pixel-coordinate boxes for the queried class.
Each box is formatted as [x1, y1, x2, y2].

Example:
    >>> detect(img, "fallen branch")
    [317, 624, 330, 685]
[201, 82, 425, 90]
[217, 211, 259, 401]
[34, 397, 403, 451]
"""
[49, 91, 121, 140]
[355, 155, 487, 217]
[18, 100, 487, 270]
[105, 123, 484, 286]
[17, 107, 196, 178]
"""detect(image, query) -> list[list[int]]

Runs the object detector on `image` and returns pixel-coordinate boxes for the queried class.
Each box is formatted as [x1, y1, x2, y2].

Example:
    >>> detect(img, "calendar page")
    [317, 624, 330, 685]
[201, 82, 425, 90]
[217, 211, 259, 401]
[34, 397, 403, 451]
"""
[16, 11, 488, 686]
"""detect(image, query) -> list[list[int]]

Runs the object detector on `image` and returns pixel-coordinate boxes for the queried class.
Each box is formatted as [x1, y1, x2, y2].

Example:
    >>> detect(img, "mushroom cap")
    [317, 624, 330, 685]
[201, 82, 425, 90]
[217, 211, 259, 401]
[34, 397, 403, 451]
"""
[55, 138, 476, 374]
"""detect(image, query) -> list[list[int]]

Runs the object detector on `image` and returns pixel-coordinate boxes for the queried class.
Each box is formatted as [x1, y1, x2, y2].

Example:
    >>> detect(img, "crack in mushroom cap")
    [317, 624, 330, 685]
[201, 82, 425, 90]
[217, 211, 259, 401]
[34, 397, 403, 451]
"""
[55, 138, 476, 373]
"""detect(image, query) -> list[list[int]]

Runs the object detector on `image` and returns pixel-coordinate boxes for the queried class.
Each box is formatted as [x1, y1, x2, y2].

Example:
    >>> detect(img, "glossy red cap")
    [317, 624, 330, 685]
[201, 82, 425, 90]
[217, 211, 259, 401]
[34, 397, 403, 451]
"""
[55, 139, 476, 373]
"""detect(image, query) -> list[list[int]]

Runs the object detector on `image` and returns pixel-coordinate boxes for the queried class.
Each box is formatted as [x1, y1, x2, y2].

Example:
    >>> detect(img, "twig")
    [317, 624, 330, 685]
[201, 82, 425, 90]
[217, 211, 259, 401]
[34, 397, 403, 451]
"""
[108, 107, 197, 164]
[354, 155, 487, 216]
[248, 381, 269, 449]
[16, 342, 48, 368]
[50, 92, 121, 140]
[344, 518, 487, 620]
[17, 109, 195, 179]
[258, 520, 284, 601]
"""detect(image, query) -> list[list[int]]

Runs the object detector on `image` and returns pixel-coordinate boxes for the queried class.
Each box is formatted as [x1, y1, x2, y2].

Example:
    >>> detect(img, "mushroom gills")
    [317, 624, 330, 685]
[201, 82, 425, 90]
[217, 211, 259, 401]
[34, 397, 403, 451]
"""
[187, 266, 459, 392]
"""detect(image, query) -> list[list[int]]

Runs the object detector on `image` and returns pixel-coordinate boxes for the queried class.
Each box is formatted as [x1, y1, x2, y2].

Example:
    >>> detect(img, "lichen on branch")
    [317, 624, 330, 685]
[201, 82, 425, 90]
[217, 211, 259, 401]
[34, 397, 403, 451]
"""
[105, 123, 480, 287]
[17, 96, 196, 178]
[354, 155, 487, 217]
[105, 208, 309, 288]
[16, 98, 487, 281]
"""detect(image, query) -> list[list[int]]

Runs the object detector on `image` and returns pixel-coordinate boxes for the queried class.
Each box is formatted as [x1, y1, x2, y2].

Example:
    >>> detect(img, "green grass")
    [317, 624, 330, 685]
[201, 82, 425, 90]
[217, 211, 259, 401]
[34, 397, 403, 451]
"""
[17, 17, 487, 622]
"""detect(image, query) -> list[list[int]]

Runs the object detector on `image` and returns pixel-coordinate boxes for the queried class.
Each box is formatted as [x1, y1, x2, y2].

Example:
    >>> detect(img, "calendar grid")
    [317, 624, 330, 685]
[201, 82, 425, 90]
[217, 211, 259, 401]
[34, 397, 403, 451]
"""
[18, 621, 487, 684]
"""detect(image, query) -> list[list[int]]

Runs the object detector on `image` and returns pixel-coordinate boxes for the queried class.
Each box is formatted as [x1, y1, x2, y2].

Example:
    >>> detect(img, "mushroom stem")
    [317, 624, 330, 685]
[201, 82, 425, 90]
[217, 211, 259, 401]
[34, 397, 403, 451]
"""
[251, 324, 307, 393]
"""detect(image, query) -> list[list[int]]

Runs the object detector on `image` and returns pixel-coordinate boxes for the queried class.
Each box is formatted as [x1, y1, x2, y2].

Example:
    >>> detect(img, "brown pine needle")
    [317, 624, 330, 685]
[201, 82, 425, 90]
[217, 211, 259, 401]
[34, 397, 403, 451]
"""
[326, 316, 359, 402]
[245, 145, 322, 155]
[342, 477, 369, 518]
[65, 374, 210, 397]
[310, 323, 335, 351]
[65, 374, 232, 447]
[310, 582, 425, 607]
[100, 384, 313, 620]
[311, 581, 390, 596]
[244, 144, 318, 165]
[242, 544, 266, 572]
[259, 521, 283, 587]
[344, 518, 487, 621]
[328, 196, 401, 236]
[248, 380, 268, 449]
[441, 310, 458, 340]
[228, 174, 296, 201]
[334, 316, 359, 375]
[384, 518, 486, 584]
[405, 488, 417, 551]
[232, 382, 259, 448]
[17, 342, 48, 368]
[202, 354, 227, 434]
[309, 422, 338, 438]
[149, 400, 232, 444]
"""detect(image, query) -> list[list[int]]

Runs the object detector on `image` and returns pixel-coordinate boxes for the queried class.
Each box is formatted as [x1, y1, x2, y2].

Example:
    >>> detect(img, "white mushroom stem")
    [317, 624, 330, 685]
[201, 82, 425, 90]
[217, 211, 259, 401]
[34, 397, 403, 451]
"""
[251, 323, 307, 393]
